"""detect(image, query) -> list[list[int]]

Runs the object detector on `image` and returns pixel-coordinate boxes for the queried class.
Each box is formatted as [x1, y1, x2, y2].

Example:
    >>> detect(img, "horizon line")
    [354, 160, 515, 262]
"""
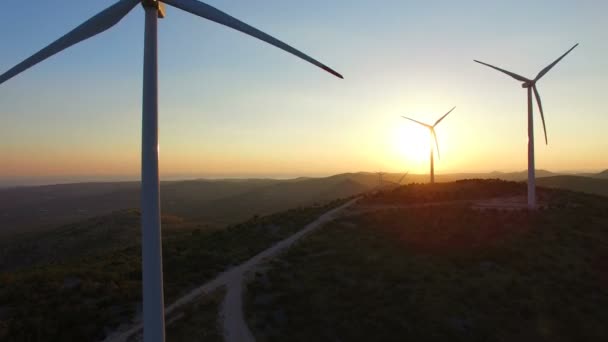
[1, 168, 606, 188]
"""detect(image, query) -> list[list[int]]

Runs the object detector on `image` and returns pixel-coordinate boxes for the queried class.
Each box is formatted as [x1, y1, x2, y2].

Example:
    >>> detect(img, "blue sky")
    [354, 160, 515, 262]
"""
[1, 0, 607, 185]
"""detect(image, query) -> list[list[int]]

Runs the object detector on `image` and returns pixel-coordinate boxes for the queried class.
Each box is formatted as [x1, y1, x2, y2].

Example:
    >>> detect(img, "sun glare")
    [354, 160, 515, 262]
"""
[390, 124, 432, 172]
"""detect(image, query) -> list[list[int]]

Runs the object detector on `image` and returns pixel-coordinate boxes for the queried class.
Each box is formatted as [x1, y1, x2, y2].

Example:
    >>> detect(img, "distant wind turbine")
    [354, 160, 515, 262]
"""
[398, 171, 409, 184]
[377, 172, 386, 187]
[474, 43, 578, 209]
[0, 1, 342, 341]
[402, 107, 456, 184]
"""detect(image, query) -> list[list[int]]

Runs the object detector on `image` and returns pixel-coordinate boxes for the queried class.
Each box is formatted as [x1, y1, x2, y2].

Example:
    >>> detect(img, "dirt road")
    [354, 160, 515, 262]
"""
[105, 197, 359, 342]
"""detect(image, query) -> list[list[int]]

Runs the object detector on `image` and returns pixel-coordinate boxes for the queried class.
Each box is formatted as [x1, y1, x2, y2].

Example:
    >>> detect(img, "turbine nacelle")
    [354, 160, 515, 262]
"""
[521, 81, 534, 88]
[142, 0, 166, 18]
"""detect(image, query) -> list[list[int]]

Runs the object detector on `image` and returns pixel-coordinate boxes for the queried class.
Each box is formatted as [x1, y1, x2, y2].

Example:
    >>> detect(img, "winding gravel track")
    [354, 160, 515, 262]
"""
[105, 197, 359, 342]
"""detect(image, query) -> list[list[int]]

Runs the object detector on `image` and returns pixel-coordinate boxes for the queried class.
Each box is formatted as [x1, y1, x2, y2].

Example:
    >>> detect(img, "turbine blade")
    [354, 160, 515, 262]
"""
[533, 85, 548, 145]
[433, 106, 456, 127]
[0, 0, 139, 85]
[432, 129, 440, 160]
[535, 43, 578, 82]
[401, 116, 432, 128]
[162, 0, 343, 79]
[473, 60, 530, 83]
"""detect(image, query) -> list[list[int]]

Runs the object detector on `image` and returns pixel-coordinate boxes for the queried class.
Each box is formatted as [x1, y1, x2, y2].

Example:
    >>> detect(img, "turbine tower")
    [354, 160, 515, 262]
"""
[474, 44, 578, 209]
[402, 107, 455, 184]
[377, 172, 386, 187]
[398, 171, 409, 184]
[0, 1, 342, 341]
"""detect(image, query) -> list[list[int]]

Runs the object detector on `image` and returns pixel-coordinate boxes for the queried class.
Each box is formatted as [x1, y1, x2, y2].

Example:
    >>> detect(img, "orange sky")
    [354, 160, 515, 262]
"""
[1, 1, 607, 185]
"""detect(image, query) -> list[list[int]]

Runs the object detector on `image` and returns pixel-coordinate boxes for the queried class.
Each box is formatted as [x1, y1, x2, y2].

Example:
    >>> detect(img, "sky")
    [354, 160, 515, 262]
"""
[1, 0, 607, 186]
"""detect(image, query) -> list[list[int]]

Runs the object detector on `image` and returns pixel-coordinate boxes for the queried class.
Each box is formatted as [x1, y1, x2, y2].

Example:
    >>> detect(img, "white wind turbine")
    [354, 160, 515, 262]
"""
[474, 44, 578, 209]
[0, 1, 342, 341]
[402, 107, 455, 184]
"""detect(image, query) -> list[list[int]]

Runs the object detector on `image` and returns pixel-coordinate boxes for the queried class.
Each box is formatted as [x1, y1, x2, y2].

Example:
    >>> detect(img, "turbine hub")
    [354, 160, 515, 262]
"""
[142, 0, 166, 18]
[521, 82, 533, 88]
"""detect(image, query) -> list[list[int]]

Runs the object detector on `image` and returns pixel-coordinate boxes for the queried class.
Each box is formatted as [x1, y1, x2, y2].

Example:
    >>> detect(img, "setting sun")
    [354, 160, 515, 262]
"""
[391, 124, 429, 166]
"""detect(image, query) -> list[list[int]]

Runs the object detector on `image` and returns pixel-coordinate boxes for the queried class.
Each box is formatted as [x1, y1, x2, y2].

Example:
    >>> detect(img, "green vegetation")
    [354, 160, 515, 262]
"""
[0, 209, 143, 272]
[0, 174, 375, 237]
[0, 198, 348, 341]
[536, 175, 608, 197]
[165, 289, 225, 342]
[162, 199, 349, 300]
[363, 179, 529, 204]
[245, 180, 608, 342]
[3, 173, 607, 237]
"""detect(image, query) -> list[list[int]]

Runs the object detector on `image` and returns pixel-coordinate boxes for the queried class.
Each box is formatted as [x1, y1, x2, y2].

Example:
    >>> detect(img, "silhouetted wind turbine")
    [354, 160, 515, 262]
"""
[474, 43, 578, 209]
[402, 107, 455, 184]
[377, 172, 386, 187]
[398, 171, 409, 184]
[0, 1, 342, 340]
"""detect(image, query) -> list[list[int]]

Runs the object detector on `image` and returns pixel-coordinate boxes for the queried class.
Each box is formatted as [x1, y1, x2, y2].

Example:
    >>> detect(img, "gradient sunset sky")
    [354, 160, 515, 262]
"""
[1, 0, 606, 185]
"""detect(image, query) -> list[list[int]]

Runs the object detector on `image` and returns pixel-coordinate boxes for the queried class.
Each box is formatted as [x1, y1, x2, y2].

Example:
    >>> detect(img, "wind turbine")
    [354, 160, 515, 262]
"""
[0, 1, 342, 341]
[474, 43, 578, 209]
[402, 107, 455, 184]
[398, 171, 409, 184]
[377, 172, 386, 187]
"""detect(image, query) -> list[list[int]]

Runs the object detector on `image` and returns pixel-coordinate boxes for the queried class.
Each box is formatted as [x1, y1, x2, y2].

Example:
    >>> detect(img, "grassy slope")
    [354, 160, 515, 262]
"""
[0, 209, 143, 272]
[0, 180, 275, 237]
[3, 171, 607, 237]
[0, 198, 349, 341]
[593, 169, 608, 179]
[201, 177, 369, 224]
[0, 175, 371, 237]
[245, 181, 608, 342]
[165, 289, 225, 342]
[536, 175, 608, 197]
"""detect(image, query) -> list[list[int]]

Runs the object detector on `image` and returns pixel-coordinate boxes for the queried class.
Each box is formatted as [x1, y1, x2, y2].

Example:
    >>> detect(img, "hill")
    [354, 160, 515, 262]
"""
[0, 175, 373, 237]
[3, 170, 607, 238]
[2, 179, 607, 341]
[245, 180, 608, 341]
[199, 174, 372, 222]
[374, 169, 560, 184]
[595, 169, 608, 179]
[0, 210, 141, 272]
[0, 199, 350, 341]
[379, 171, 608, 198]
[536, 175, 608, 197]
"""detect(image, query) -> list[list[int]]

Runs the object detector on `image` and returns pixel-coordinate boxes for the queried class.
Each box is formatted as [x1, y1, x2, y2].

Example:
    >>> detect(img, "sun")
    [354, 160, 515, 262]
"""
[390, 123, 432, 172]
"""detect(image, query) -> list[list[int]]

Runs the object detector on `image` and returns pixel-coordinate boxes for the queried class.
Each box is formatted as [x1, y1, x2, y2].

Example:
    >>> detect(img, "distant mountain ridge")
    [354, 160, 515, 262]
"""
[2, 170, 607, 237]
[595, 169, 608, 179]
[0, 174, 377, 237]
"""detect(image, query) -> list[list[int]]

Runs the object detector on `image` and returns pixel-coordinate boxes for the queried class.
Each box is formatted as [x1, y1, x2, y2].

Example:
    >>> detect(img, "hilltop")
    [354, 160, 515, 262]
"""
[595, 169, 608, 179]
[245, 180, 608, 341]
[0, 175, 373, 237]
[2, 170, 607, 238]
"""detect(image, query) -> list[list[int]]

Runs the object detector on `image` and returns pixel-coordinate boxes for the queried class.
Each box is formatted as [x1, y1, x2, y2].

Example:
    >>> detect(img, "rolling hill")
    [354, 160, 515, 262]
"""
[2, 170, 607, 238]
[245, 180, 608, 341]
[594, 169, 608, 179]
[0, 174, 374, 237]
[536, 175, 608, 197]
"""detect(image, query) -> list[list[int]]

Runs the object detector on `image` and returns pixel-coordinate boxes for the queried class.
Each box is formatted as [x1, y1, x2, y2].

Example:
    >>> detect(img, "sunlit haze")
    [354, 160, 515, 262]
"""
[1, 0, 607, 186]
